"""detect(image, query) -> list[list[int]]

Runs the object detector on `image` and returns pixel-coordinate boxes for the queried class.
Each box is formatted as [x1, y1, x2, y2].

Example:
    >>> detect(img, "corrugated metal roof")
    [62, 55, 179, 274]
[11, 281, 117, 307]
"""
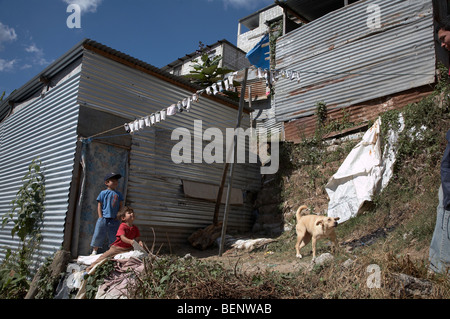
[83, 39, 248, 113]
[0, 39, 247, 123]
[274, 0, 436, 124]
[0, 40, 85, 121]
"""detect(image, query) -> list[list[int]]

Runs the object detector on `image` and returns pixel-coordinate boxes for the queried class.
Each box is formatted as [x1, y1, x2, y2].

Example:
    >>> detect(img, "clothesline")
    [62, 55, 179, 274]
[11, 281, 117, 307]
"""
[123, 65, 305, 135]
[124, 62, 436, 135]
[82, 63, 436, 140]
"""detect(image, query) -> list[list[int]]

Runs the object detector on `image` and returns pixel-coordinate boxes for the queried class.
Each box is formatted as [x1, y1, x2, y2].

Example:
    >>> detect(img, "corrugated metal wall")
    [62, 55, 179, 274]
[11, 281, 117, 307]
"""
[239, 68, 284, 140]
[0, 62, 81, 264]
[78, 50, 261, 247]
[274, 0, 436, 123]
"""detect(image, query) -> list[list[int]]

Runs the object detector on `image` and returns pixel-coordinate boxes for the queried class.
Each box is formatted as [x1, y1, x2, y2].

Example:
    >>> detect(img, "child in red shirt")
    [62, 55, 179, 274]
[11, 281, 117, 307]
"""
[86, 206, 143, 272]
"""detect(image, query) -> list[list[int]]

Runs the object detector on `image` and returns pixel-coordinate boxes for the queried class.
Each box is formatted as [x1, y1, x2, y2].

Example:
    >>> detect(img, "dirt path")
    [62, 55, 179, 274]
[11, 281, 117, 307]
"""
[172, 240, 316, 274]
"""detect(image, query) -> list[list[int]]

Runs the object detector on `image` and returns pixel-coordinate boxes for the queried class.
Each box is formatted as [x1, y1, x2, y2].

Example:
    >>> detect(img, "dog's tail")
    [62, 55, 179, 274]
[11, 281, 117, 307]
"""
[295, 205, 308, 220]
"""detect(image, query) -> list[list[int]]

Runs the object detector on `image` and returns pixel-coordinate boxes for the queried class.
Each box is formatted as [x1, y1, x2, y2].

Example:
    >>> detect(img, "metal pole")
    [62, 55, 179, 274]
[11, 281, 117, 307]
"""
[219, 68, 249, 256]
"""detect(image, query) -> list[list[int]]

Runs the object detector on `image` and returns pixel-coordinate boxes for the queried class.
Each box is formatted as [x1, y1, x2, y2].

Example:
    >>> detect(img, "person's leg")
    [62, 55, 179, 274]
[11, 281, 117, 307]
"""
[86, 245, 131, 272]
[429, 185, 449, 274]
[106, 219, 121, 246]
[90, 217, 107, 255]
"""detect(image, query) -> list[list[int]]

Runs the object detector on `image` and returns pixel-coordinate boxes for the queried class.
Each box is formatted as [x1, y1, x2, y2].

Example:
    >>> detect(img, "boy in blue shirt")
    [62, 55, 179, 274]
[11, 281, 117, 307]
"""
[90, 172, 124, 255]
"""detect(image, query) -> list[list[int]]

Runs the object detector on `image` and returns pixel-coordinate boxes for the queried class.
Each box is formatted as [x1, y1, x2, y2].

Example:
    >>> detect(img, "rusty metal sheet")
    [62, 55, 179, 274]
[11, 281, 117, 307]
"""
[284, 85, 433, 143]
[274, 0, 436, 124]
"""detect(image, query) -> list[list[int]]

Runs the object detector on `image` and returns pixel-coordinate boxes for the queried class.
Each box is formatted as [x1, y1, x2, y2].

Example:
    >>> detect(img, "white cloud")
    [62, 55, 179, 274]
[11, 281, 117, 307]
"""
[62, 0, 103, 13]
[0, 58, 16, 72]
[20, 64, 32, 70]
[0, 22, 17, 50]
[25, 43, 50, 66]
[219, 0, 273, 10]
[25, 44, 43, 55]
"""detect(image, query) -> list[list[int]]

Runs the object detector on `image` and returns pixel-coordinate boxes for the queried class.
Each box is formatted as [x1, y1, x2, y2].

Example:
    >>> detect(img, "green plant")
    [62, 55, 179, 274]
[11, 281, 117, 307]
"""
[84, 260, 115, 299]
[185, 44, 234, 88]
[34, 255, 56, 299]
[315, 101, 328, 130]
[269, 20, 283, 69]
[184, 48, 238, 101]
[1, 158, 46, 278]
[2, 158, 45, 242]
[0, 268, 29, 299]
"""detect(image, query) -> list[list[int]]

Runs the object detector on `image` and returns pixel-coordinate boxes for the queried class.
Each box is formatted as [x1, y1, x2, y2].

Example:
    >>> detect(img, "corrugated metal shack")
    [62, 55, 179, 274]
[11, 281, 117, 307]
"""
[274, 0, 445, 143]
[0, 39, 261, 262]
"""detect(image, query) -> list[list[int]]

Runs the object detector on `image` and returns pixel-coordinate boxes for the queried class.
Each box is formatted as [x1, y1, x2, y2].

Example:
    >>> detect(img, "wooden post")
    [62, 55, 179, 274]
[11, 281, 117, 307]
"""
[213, 162, 229, 226]
[219, 68, 248, 257]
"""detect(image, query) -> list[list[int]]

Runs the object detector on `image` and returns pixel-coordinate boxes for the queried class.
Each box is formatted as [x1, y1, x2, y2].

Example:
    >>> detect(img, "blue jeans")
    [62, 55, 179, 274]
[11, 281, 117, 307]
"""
[429, 185, 450, 274]
[90, 217, 120, 249]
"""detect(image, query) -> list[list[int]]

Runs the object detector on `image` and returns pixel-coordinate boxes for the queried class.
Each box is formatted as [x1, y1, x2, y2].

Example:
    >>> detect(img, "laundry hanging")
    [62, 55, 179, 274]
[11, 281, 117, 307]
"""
[123, 65, 304, 135]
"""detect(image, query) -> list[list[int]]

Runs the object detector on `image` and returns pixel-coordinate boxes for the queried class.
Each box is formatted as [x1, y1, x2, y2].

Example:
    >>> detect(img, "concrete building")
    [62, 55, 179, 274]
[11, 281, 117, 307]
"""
[237, 4, 283, 53]
[162, 39, 250, 76]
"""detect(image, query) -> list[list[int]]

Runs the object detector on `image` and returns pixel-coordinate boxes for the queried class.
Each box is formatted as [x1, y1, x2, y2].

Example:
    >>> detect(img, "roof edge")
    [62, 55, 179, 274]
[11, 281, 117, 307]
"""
[0, 38, 87, 121]
[82, 40, 244, 113]
[1, 38, 246, 122]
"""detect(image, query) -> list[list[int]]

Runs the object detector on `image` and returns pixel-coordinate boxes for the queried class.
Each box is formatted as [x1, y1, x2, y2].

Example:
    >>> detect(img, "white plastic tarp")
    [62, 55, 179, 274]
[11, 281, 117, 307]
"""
[326, 116, 404, 223]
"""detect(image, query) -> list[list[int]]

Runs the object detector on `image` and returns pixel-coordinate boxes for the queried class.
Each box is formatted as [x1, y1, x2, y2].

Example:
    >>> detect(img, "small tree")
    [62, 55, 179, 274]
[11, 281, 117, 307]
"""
[184, 42, 238, 101]
[1, 158, 46, 278]
[185, 53, 233, 87]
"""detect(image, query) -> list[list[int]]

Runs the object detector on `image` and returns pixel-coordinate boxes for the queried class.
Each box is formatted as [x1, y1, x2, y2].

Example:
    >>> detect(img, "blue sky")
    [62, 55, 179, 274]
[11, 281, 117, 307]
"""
[0, 0, 273, 98]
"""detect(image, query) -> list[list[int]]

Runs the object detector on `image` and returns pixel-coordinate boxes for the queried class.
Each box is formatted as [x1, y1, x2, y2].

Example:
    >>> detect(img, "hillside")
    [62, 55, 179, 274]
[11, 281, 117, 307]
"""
[9, 72, 450, 300]
[176, 70, 450, 299]
[108, 71, 450, 300]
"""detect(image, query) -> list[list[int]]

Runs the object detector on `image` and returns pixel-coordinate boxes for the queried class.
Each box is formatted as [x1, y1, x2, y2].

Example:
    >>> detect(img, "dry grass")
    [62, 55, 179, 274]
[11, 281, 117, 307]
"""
[122, 79, 450, 299]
